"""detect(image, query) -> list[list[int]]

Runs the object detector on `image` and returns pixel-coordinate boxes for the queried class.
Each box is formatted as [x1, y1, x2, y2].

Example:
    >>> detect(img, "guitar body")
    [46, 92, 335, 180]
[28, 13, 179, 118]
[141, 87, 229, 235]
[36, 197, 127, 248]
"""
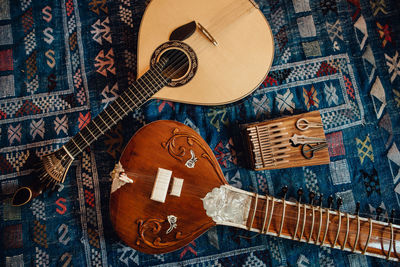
[138, 0, 274, 105]
[109, 121, 227, 254]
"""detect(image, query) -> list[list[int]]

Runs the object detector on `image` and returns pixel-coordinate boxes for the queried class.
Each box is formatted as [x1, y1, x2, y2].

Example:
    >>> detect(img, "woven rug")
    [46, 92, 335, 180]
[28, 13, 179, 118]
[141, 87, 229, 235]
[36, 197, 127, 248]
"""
[1, 0, 400, 266]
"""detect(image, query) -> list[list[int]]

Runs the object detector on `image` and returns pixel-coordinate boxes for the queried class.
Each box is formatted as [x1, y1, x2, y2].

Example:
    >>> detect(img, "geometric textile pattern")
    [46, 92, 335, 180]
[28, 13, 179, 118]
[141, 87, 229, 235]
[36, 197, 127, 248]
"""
[2, 0, 400, 266]
[258, 54, 363, 133]
[326, 131, 345, 157]
[356, 136, 374, 164]
[330, 159, 351, 185]
[33, 220, 47, 248]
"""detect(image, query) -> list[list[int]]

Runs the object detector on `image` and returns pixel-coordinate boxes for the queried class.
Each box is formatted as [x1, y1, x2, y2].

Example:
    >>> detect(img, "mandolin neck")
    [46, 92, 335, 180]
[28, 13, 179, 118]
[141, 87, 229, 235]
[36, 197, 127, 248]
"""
[205, 185, 400, 261]
[62, 60, 168, 159]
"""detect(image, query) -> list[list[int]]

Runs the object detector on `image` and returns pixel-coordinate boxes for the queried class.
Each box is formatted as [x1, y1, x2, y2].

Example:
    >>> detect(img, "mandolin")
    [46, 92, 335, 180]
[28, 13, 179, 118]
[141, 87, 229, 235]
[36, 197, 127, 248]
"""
[11, 0, 274, 206]
[110, 120, 400, 261]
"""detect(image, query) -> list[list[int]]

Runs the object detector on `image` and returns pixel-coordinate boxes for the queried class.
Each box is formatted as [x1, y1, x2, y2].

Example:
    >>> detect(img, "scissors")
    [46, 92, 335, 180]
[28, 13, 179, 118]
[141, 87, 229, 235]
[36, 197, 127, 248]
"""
[301, 143, 328, 159]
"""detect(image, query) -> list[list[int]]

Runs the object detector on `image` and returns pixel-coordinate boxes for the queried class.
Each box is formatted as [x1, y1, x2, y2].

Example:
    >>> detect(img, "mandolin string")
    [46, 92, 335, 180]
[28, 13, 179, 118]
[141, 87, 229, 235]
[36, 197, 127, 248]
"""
[65, 50, 190, 155]
[66, 0, 264, 153]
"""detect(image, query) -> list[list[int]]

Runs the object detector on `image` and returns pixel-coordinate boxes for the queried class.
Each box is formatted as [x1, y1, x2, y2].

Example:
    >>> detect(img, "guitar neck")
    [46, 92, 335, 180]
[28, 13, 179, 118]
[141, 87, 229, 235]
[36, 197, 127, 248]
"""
[63, 60, 168, 159]
[209, 185, 400, 261]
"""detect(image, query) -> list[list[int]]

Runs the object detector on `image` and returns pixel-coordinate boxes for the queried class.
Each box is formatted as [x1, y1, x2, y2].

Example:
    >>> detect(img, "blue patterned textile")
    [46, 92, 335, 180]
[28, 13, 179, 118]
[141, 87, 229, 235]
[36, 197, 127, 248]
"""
[1, 0, 400, 266]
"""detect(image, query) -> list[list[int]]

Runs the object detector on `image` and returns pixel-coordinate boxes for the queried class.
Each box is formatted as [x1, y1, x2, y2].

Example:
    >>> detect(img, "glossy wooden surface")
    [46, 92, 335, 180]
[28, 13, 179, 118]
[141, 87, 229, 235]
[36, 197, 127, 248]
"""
[246, 195, 400, 260]
[109, 120, 227, 254]
[137, 0, 274, 105]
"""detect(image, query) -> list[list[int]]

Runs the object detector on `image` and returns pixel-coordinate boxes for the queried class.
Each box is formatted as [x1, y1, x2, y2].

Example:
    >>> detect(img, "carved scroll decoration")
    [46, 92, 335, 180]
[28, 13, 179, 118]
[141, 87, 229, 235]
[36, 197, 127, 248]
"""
[161, 128, 219, 173]
[136, 217, 189, 249]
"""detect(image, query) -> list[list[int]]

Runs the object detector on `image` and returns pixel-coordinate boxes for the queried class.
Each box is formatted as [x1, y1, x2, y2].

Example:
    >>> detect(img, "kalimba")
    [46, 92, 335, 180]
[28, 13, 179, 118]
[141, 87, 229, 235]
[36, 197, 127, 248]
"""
[242, 111, 330, 171]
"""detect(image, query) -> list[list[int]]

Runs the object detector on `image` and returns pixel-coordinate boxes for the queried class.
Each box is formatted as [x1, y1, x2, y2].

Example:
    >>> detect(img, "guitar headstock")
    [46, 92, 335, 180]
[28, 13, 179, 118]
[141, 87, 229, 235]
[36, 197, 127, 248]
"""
[11, 147, 73, 206]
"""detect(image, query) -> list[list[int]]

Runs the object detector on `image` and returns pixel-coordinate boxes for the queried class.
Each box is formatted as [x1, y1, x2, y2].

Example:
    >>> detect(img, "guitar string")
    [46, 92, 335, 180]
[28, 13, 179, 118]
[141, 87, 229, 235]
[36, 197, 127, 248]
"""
[117, 170, 399, 256]
[119, 170, 395, 223]
[65, 50, 190, 156]
[64, 1, 264, 156]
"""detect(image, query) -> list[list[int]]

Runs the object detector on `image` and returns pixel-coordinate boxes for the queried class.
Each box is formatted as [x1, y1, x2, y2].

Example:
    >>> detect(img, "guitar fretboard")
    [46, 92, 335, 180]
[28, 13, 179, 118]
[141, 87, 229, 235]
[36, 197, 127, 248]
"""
[221, 186, 400, 261]
[63, 59, 168, 159]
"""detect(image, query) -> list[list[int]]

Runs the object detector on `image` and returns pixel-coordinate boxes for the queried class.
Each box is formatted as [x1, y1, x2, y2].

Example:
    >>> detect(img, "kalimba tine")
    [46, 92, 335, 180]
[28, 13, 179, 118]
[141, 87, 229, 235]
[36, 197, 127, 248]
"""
[241, 111, 330, 171]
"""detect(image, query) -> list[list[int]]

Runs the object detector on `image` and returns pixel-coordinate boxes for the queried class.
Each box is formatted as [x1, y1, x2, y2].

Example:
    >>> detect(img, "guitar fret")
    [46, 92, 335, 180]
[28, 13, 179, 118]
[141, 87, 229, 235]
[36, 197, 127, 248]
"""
[153, 63, 167, 82]
[145, 73, 161, 95]
[352, 215, 360, 252]
[85, 125, 97, 140]
[388, 222, 394, 260]
[104, 109, 117, 124]
[265, 196, 275, 234]
[78, 132, 90, 146]
[98, 115, 110, 131]
[342, 213, 349, 250]
[299, 204, 307, 241]
[278, 198, 286, 237]
[308, 206, 315, 243]
[125, 89, 138, 103]
[135, 81, 147, 99]
[321, 208, 330, 245]
[261, 194, 269, 234]
[317, 207, 323, 245]
[249, 194, 258, 230]
[149, 68, 167, 84]
[61, 145, 74, 160]
[129, 89, 142, 103]
[118, 96, 131, 112]
[92, 120, 104, 134]
[293, 201, 301, 240]
[363, 218, 372, 254]
[114, 99, 128, 115]
[333, 210, 341, 248]
[142, 75, 156, 96]
[109, 104, 123, 120]
[70, 137, 82, 152]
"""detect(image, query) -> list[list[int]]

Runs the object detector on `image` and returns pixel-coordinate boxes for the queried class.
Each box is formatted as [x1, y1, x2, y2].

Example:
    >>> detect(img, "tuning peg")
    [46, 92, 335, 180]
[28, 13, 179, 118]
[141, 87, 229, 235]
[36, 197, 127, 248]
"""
[318, 194, 323, 207]
[327, 195, 334, 209]
[376, 207, 383, 220]
[309, 192, 315, 205]
[355, 202, 360, 215]
[337, 197, 343, 210]
[390, 209, 395, 223]
[297, 188, 303, 202]
[281, 185, 288, 198]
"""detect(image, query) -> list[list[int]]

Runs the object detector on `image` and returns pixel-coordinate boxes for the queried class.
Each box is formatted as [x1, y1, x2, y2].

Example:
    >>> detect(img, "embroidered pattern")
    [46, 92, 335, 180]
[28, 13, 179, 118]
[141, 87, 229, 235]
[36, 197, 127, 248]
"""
[356, 136, 374, 164]
[385, 51, 400, 83]
[330, 159, 351, 185]
[326, 131, 345, 157]
[303, 85, 319, 110]
[33, 220, 48, 248]
[276, 89, 295, 113]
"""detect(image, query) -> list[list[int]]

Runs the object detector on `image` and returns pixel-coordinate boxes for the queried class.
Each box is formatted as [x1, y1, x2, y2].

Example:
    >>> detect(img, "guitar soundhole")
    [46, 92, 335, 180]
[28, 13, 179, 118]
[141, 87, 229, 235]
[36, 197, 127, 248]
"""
[151, 41, 198, 87]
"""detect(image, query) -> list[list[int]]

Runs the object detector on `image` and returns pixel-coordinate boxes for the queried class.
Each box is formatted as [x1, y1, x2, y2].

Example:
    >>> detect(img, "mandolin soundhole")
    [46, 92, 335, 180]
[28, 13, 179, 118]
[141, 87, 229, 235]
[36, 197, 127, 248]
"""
[151, 41, 198, 87]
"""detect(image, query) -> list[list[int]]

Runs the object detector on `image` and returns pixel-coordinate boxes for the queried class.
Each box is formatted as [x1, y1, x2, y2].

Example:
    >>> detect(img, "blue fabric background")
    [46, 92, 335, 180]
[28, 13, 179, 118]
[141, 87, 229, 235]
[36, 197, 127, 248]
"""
[1, 0, 400, 266]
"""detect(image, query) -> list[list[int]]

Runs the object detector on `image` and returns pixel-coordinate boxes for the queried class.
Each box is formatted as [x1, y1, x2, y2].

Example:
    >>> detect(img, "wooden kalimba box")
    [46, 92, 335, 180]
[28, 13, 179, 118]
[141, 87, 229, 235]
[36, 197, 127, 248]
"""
[242, 111, 330, 171]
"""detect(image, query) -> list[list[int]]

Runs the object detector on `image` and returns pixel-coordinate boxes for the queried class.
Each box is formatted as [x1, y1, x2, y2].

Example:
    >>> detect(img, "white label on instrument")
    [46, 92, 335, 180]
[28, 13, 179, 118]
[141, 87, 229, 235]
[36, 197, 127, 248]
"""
[150, 168, 172, 203]
[170, 177, 184, 197]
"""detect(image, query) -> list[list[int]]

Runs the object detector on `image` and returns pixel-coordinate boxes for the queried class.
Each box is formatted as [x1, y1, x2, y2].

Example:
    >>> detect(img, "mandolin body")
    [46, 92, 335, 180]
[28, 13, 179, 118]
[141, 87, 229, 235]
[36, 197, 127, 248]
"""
[109, 121, 227, 254]
[138, 0, 274, 105]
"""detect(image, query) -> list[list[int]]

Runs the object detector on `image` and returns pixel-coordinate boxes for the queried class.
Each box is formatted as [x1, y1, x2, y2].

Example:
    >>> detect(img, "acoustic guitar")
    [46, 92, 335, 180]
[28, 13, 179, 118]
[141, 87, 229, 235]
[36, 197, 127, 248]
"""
[110, 120, 400, 261]
[11, 0, 274, 206]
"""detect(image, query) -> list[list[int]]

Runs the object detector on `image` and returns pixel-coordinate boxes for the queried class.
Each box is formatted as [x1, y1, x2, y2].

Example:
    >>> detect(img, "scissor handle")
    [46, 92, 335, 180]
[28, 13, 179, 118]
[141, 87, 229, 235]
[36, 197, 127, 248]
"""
[301, 144, 314, 159]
